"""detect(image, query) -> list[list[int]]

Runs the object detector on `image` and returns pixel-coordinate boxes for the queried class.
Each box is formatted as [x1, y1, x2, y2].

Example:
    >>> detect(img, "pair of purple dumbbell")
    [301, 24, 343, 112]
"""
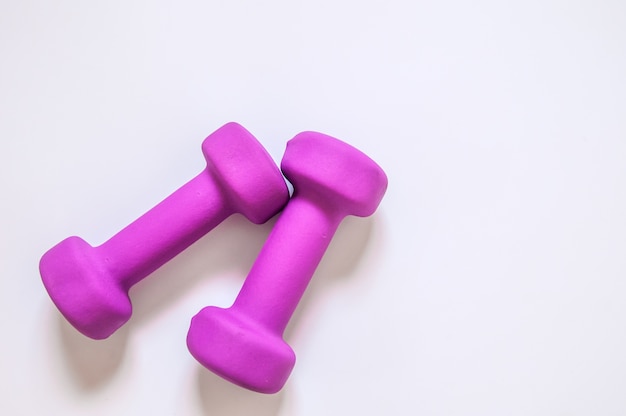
[40, 122, 387, 393]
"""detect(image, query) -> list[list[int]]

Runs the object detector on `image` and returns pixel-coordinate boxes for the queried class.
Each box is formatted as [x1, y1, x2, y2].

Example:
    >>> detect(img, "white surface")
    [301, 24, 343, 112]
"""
[1, 1, 626, 415]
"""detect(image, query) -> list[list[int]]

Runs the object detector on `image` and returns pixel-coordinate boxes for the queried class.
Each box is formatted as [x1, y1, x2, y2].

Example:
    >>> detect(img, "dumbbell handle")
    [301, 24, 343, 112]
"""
[232, 195, 342, 334]
[97, 171, 229, 289]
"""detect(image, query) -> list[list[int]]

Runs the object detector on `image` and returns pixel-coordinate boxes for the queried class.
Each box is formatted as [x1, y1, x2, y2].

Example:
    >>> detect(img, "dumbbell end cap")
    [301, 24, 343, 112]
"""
[40, 236, 131, 339]
[282, 131, 387, 217]
[187, 306, 295, 394]
[202, 122, 289, 224]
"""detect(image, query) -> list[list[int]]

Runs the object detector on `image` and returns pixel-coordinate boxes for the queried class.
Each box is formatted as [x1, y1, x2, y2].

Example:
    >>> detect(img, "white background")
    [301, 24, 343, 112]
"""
[1, 1, 626, 415]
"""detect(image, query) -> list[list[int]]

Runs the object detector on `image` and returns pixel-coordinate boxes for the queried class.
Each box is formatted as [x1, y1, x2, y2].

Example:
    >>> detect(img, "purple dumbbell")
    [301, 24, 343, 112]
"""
[40, 122, 289, 340]
[187, 131, 388, 393]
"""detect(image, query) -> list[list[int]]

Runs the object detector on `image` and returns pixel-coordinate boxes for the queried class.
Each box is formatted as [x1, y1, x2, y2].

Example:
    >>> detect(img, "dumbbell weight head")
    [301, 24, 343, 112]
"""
[41, 236, 131, 338]
[203, 122, 287, 224]
[187, 306, 295, 393]
[281, 131, 387, 217]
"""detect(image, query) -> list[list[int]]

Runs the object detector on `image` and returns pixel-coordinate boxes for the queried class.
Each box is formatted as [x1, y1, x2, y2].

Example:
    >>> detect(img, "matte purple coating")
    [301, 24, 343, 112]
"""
[187, 131, 388, 393]
[40, 122, 289, 340]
